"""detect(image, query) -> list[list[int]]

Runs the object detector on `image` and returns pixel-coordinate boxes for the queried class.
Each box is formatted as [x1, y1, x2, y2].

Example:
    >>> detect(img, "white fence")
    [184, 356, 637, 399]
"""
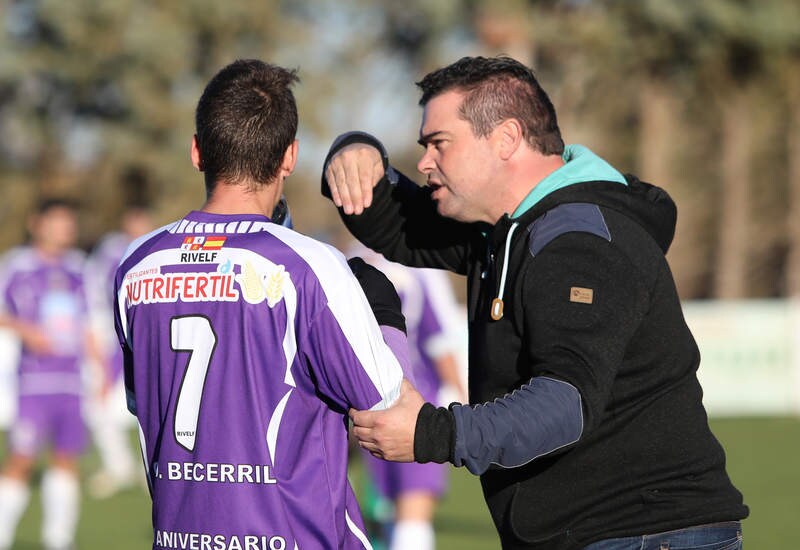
[685, 299, 800, 416]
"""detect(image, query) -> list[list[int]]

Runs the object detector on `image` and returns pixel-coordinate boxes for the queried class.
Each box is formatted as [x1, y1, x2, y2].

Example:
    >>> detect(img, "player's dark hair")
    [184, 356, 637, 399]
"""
[35, 198, 78, 215]
[195, 59, 299, 192]
[416, 56, 564, 155]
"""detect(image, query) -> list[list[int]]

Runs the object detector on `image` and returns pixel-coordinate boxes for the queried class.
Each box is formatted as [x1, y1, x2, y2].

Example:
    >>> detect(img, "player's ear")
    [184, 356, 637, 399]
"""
[279, 139, 299, 178]
[496, 119, 523, 161]
[191, 135, 204, 171]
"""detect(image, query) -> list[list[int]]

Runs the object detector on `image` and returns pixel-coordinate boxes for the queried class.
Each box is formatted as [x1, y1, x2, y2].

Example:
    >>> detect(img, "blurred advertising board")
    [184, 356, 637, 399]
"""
[685, 299, 800, 417]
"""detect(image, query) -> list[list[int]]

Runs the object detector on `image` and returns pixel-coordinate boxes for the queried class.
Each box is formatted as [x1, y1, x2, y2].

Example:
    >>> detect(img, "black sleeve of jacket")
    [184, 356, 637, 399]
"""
[346, 257, 406, 334]
[320, 132, 475, 275]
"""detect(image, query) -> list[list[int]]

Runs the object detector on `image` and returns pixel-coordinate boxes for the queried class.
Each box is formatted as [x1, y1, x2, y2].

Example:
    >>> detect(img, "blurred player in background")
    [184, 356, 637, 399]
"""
[0, 199, 105, 550]
[352, 247, 466, 550]
[115, 59, 413, 549]
[84, 203, 155, 498]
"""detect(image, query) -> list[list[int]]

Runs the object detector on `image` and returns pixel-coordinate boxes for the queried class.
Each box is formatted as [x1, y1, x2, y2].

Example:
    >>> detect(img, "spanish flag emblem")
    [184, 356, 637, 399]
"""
[202, 236, 227, 250]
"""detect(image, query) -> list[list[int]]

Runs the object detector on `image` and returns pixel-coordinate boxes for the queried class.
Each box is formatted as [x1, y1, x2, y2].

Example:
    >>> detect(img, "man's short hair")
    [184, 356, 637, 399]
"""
[35, 198, 78, 215]
[416, 56, 564, 156]
[195, 59, 299, 191]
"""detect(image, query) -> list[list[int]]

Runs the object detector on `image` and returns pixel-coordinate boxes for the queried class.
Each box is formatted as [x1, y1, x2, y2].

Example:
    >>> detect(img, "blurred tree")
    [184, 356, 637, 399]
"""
[697, 0, 799, 299]
[786, 57, 800, 297]
[0, 0, 287, 247]
[1, 0, 799, 302]
[598, 1, 713, 298]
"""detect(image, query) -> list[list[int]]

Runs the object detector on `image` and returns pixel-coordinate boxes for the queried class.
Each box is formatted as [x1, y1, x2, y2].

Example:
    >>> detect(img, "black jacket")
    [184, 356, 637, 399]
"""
[323, 138, 748, 549]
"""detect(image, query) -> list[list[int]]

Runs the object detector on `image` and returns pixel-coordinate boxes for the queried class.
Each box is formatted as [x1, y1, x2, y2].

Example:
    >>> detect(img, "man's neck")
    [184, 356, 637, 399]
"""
[492, 153, 564, 223]
[201, 179, 282, 219]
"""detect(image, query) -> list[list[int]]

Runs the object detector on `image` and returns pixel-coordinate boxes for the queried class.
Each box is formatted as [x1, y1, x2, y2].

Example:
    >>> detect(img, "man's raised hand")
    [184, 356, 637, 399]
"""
[325, 143, 384, 215]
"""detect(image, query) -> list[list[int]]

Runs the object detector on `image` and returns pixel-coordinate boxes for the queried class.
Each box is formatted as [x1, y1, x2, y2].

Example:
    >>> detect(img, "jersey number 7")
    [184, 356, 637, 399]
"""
[171, 315, 218, 452]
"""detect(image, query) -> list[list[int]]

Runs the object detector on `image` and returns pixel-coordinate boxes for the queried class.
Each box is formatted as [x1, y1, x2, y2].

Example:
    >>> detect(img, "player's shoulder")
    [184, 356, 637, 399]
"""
[0, 246, 34, 268]
[0, 246, 36, 282]
[91, 231, 128, 257]
[263, 225, 350, 272]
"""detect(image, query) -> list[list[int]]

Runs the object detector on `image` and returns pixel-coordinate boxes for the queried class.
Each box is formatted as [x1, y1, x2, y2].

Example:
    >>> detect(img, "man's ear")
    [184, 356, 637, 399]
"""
[280, 139, 299, 178]
[496, 119, 523, 161]
[191, 135, 204, 171]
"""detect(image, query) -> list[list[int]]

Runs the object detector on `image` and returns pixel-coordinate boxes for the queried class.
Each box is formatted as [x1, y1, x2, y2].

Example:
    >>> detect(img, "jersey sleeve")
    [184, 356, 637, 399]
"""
[112, 260, 135, 415]
[301, 254, 406, 413]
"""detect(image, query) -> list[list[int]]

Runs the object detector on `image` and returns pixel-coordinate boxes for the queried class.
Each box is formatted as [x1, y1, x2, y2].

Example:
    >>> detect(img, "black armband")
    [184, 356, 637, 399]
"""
[347, 257, 406, 334]
[414, 402, 456, 464]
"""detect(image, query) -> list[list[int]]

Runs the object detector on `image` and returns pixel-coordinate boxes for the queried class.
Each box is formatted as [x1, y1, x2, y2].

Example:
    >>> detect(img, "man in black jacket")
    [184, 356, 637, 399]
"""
[323, 56, 748, 550]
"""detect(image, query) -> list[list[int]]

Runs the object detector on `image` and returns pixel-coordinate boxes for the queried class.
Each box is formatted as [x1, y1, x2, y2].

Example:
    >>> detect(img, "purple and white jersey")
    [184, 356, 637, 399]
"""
[85, 232, 131, 381]
[114, 211, 405, 550]
[353, 250, 461, 404]
[0, 246, 88, 396]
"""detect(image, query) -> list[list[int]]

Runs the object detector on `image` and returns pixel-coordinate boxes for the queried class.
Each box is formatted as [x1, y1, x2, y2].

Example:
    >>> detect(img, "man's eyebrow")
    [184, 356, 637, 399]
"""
[417, 131, 445, 146]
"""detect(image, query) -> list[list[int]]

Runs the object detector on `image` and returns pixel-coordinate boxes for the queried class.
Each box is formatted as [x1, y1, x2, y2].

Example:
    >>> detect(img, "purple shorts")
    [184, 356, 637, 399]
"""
[10, 394, 87, 456]
[363, 449, 447, 500]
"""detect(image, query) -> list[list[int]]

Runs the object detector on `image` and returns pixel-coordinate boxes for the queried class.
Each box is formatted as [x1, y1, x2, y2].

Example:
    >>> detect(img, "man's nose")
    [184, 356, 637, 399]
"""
[417, 149, 434, 175]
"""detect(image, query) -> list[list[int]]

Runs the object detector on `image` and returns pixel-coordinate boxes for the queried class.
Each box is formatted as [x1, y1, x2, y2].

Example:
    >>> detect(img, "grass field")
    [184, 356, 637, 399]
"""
[2, 416, 797, 549]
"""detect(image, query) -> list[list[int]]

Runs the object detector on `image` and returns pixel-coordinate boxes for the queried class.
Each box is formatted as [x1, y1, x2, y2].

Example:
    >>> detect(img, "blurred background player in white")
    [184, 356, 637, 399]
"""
[0, 199, 106, 550]
[352, 245, 466, 550]
[83, 202, 155, 498]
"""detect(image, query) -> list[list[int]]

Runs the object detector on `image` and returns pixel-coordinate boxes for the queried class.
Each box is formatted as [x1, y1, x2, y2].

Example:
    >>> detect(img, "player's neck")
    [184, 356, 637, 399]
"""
[34, 244, 66, 262]
[201, 179, 283, 219]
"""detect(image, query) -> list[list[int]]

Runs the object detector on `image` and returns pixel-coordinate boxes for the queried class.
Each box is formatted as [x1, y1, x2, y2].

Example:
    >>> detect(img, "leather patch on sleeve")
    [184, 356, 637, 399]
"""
[570, 287, 594, 304]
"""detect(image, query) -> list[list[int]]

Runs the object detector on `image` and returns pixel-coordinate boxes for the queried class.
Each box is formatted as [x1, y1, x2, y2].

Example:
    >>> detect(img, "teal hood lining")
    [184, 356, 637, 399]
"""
[511, 144, 627, 219]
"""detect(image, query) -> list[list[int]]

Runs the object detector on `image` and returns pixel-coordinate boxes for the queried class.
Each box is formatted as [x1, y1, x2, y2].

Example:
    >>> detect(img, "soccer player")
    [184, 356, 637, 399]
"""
[0, 199, 101, 550]
[114, 59, 409, 550]
[352, 248, 466, 550]
[84, 204, 155, 498]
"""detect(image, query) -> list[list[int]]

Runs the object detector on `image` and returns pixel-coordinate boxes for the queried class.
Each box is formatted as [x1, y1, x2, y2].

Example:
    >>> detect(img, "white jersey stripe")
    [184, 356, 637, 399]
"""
[263, 225, 403, 410]
[345, 509, 373, 550]
[266, 388, 293, 466]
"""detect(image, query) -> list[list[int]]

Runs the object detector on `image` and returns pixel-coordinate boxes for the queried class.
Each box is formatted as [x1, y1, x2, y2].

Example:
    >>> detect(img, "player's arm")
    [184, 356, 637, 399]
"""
[83, 327, 111, 398]
[0, 313, 53, 355]
[346, 256, 416, 383]
[322, 132, 474, 275]
[302, 251, 410, 413]
[432, 353, 466, 405]
[0, 251, 54, 354]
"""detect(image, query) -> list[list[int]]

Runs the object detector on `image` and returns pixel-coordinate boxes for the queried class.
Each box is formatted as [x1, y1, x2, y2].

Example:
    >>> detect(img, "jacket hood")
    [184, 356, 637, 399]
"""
[515, 175, 678, 254]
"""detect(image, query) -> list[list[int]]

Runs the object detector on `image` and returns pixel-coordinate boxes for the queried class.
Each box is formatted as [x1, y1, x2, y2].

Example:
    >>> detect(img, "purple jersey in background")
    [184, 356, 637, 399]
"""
[350, 248, 463, 405]
[85, 232, 131, 382]
[0, 247, 88, 396]
[115, 211, 406, 550]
